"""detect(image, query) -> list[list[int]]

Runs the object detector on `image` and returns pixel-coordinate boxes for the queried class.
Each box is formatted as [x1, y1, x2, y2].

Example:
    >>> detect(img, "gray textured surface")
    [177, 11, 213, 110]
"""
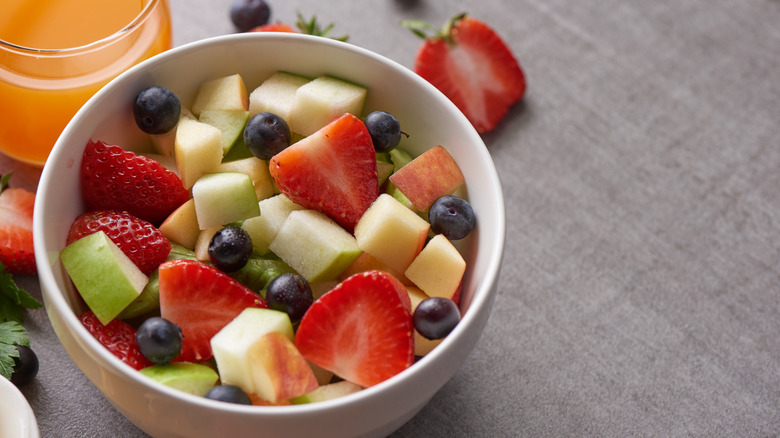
[4, 0, 780, 436]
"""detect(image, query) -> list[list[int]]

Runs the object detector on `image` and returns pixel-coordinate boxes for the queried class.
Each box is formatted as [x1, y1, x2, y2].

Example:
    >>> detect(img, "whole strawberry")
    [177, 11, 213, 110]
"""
[80, 140, 190, 225]
[405, 13, 526, 134]
[66, 210, 172, 275]
[0, 174, 36, 275]
[79, 310, 152, 370]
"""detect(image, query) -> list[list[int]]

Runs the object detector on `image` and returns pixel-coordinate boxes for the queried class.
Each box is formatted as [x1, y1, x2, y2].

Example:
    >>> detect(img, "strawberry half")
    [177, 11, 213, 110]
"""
[269, 113, 379, 231]
[158, 259, 267, 362]
[0, 177, 36, 275]
[250, 23, 297, 33]
[294, 270, 414, 388]
[79, 310, 152, 370]
[66, 210, 172, 275]
[406, 14, 526, 134]
[80, 140, 190, 225]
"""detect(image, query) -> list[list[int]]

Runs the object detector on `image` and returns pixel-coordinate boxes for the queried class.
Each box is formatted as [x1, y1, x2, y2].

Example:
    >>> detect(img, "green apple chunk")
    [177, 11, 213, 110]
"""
[139, 362, 218, 396]
[159, 198, 199, 250]
[60, 231, 148, 325]
[249, 71, 311, 122]
[288, 75, 367, 136]
[269, 210, 362, 282]
[199, 109, 250, 155]
[241, 194, 305, 254]
[174, 116, 223, 189]
[216, 157, 275, 202]
[191, 73, 249, 117]
[291, 380, 363, 404]
[192, 172, 260, 229]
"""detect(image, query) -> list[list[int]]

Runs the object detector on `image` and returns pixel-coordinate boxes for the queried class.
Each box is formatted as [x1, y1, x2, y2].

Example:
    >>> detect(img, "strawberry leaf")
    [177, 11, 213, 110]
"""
[0, 264, 42, 324]
[0, 321, 29, 380]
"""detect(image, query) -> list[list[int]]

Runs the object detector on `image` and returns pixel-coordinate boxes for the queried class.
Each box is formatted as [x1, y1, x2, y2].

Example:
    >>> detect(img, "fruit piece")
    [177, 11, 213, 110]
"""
[66, 210, 172, 275]
[250, 23, 297, 33]
[338, 252, 414, 287]
[428, 195, 475, 240]
[159, 199, 199, 250]
[174, 117, 224, 189]
[353, 193, 429, 274]
[388, 145, 465, 213]
[244, 112, 291, 160]
[229, 257, 297, 293]
[288, 76, 367, 136]
[158, 259, 266, 362]
[79, 310, 152, 370]
[136, 317, 183, 365]
[265, 273, 313, 323]
[295, 271, 414, 388]
[198, 109, 250, 155]
[406, 286, 441, 356]
[10, 345, 38, 386]
[61, 231, 148, 325]
[248, 71, 311, 122]
[133, 86, 181, 134]
[376, 158, 395, 187]
[205, 384, 253, 405]
[215, 157, 275, 202]
[80, 140, 190, 225]
[291, 380, 362, 404]
[191, 172, 260, 229]
[268, 209, 361, 282]
[0, 179, 35, 275]
[148, 108, 193, 157]
[405, 14, 526, 134]
[139, 362, 219, 396]
[365, 111, 403, 153]
[413, 296, 460, 340]
[230, 0, 270, 32]
[269, 113, 379, 231]
[193, 226, 222, 262]
[241, 194, 305, 254]
[191, 73, 249, 117]
[211, 308, 317, 403]
[208, 225, 253, 272]
[404, 234, 465, 301]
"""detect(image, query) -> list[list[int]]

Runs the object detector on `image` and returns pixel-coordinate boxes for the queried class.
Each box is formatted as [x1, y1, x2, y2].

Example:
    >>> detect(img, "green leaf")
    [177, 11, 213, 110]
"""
[0, 321, 29, 380]
[0, 264, 42, 325]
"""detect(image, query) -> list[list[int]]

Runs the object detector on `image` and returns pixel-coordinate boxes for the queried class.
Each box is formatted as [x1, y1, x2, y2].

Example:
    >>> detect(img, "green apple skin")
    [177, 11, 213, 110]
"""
[192, 172, 260, 229]
[389, 147, 414, 172]
[139, 362, 219, 397]
[198, 109, 250, 155]
[290, 380, 362, 404]
[60, 231, 148, 325]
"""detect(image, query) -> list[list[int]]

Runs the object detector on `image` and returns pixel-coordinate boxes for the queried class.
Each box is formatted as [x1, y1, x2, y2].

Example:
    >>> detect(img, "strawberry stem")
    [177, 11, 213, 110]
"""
[0, 173, 11, 193]
[402, 12, 468, 46]
[295, 12, 349, 41]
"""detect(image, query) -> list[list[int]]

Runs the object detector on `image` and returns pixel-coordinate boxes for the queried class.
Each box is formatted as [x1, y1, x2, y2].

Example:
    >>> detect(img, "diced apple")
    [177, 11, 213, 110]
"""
[404, 234, 465, 301]
[192, 172, 260, 229]
[406, 286, 442, 356]
[159, 199, 199, 249]
[216, 157, 275, 202]
[174, 117, 223, 189]
[269, 209, 362, 282]
[140, 152, 178, 175]
[60, 231, 148, 325]
[191, 73, 249, 117]
[246, 332, 319, 403]
[241, 194, 305, 254]
[308, 361, 334, 386]
[376, 159, 395, 187]
[290, 380, 362, 404]
[338, 252, 414, 287]
[354, 193, 429, 273]
[139, 362, 218, 397]
[149, 108, 194, 157]
[199, 109, 250, 155]
[193, 226, 222, 261]
[388, 145, 465, 213]
[288, 76, 367, 136]
[249, 71, 311, 123]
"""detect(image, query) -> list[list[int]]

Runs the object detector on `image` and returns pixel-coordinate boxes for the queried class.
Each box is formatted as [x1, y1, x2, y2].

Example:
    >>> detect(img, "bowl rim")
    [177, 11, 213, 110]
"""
[33, 32, 506, 417]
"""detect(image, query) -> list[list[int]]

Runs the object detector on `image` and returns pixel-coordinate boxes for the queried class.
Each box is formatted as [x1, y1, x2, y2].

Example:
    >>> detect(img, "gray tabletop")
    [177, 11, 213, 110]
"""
[7, 0, 780, 436]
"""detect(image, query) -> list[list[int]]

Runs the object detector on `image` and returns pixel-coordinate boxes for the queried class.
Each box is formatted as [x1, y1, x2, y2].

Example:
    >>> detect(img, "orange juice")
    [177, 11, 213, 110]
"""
[0, 0, 172, 166]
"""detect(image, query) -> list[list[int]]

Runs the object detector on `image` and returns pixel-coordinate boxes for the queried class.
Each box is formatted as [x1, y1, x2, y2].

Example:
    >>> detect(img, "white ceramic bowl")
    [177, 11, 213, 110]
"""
[34, 33, 505, 438]
[0, 377, 40, 438]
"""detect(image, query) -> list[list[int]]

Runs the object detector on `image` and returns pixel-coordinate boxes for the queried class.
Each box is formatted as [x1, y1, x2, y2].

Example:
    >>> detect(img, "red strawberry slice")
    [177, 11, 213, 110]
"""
[294, 270, 414, 387]
[67, 210, 172, 275]
[79, 310, 152, 370]
[407, 14, 526, 134]
[250, 23, 297, 33]
[269, 113, 379, 231]
[158, 259, 267, 362]
[80, 140, 190, 225]
[0, 182, 36, 275]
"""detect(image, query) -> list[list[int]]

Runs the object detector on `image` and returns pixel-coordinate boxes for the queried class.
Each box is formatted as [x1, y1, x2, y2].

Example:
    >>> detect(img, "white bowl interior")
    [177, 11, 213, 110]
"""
[34, 33, 505, 438]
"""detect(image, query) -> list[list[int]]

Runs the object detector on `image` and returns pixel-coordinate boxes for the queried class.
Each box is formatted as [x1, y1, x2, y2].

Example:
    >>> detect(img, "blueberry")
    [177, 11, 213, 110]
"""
[10, 345, 38, 387]
[133, 86, 181, 134]
[365, 111, 402, 153]
[428, 195, 476, 240]
[243, 112, 291, 160]
[413, 297, 460, 340]
[205, 384, 252, 405]
[230, 0, 271, 32]
[135, 317, 183, 364]
[208, 226, 254, 272]
[265, 273, 313, 323]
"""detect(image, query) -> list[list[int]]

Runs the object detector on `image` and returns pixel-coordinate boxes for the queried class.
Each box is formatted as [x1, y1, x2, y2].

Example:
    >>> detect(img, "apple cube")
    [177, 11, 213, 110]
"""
[174, 117, 223, 189]
[216, 157, 275, 202]
[376, 159, 395, 187]
[404, 234, 465, 300]
[288, 75, 367, 136]
[159, 199, 199, 249]
[191, 73, 249, 117]
[249, 71, 311, 123]
[354, 193, 429, 273]
[241, 194, 305, 254]
[269, 209, 361, 282]
[139, 362, 218, 397]
[192, 172, 260, 229]
[198, 109, 250, 155]
[290, 380, 362, 404]
[193, 226, 222, 261]
[60, 231, 148, 325]
[406, 286, 442, 356]
[388, 145, 465, 213]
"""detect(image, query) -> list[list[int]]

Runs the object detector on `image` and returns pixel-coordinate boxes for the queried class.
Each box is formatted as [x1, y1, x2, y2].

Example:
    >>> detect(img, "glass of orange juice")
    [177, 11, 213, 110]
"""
[0, 0, 172, 167]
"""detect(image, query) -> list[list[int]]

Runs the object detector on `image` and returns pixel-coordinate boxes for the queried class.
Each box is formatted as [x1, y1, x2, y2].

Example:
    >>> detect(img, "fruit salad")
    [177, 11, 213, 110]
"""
[60, 70, 477, 406]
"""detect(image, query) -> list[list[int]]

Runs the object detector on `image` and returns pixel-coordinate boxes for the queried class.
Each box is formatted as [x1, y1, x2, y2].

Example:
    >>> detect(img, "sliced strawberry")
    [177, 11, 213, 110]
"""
[294, 270, 414, 387]
[79, 310, 152, 370]
[80, 140, 190, 225]
[67, 210, 172, 275]
[250, 23, 297, 33]
[0, 180, 35, 275]
[158, 259, 267, 362]
[269, 113, 379, 231]
[407, 14, 526, 134]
